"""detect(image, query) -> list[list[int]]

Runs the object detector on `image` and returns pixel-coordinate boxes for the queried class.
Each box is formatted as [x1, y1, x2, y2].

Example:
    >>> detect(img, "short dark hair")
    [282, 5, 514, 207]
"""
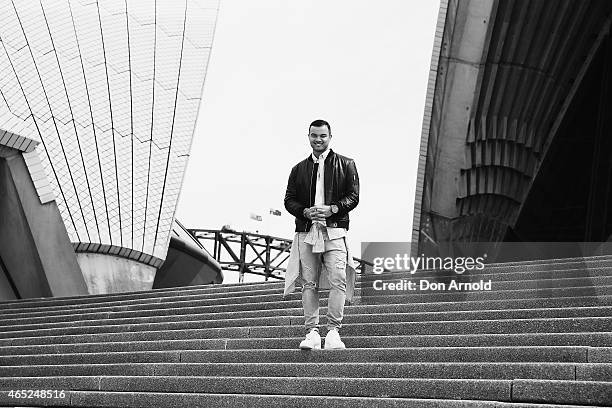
[309, 119, 331, 134]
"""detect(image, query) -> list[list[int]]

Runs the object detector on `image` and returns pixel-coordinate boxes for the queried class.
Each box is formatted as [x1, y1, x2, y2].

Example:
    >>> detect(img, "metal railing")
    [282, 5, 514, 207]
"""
[189, 228, 373, 283]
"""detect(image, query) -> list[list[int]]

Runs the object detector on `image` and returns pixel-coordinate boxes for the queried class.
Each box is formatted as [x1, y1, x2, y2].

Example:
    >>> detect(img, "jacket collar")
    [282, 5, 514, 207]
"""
[307, 148, 334, 162]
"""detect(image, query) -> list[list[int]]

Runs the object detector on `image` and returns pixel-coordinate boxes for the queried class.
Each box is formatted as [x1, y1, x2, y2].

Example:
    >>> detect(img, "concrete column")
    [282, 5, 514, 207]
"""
[0, 150, 88, 299]
[430, 0, 495, 219]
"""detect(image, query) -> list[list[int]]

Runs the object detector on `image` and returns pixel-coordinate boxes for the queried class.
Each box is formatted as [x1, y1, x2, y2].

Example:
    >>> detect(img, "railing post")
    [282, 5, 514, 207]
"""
[214, 232, 219, 260]
[265, 237, 271, 281]
[239, 233, 246, 283]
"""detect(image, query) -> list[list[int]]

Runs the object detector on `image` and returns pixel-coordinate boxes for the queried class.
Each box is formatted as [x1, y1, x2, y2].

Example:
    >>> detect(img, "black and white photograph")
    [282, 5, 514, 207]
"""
[0, 0, 610, 406]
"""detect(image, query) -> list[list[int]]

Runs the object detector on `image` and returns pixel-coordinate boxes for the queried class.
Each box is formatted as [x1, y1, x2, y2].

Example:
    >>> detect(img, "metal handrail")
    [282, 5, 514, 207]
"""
[189, 228, 373, 282]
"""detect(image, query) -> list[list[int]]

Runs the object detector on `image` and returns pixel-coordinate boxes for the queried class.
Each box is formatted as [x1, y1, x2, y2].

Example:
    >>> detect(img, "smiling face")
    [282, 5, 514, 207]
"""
[308, 124, 331, 157]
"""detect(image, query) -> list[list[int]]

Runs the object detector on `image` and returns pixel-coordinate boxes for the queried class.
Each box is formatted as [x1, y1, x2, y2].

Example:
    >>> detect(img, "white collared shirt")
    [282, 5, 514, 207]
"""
[311, 149, 346, 240]
[311, 149, 329, 209]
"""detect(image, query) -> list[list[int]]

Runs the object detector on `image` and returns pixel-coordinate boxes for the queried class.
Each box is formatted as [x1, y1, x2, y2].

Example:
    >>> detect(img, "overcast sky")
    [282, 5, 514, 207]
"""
[177, 0, 440, 281]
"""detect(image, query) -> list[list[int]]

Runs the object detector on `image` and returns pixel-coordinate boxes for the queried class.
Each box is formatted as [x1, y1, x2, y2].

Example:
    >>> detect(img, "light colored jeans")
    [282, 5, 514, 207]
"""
[297, 232, 348, 331]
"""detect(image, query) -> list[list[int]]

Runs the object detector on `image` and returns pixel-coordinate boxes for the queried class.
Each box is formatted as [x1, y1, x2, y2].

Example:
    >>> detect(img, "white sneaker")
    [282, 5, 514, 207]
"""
[299, 328, 321, 350]
[324, 328, 346, 349]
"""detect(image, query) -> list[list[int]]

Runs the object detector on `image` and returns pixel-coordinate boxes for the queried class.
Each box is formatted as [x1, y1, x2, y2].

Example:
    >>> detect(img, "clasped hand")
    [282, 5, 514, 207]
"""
[304, 205, 332, 221]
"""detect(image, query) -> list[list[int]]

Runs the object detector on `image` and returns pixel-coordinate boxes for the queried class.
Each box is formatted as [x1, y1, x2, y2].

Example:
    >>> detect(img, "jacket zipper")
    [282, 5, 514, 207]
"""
[308, 161, 314, 231]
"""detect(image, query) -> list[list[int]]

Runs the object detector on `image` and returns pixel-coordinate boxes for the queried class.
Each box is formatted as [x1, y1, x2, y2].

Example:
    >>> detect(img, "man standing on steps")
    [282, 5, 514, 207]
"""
[283, 119, 360, 350]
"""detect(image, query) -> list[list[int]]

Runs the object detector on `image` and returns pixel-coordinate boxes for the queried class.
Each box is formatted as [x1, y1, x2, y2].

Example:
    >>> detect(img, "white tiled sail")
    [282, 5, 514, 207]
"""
[0, 0, 219, 264]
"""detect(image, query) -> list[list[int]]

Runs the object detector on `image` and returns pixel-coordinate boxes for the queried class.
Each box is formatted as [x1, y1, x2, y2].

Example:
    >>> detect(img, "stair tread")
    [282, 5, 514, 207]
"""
[1, 285, 611, 319]
[1, 257, 610, 406]
[0, 390, 606, 408]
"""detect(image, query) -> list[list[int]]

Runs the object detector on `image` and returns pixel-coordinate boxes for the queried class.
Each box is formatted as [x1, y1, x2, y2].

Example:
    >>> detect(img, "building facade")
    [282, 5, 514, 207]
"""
[413, 0, 612, 259]
[0, 0, 220, 298]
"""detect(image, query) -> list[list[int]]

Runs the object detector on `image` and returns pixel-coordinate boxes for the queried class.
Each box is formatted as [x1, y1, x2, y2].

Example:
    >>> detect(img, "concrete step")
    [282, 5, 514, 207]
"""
[0, 317, 608, 346]
[1, 284, 610, 320]
[1, 257, 609, 407]
[224, 336, 612, 351]
[0, 390, 605, 408]
[1, 268, 610, 314]
[1, 257, 611, 311]
[0, 335, 609, 357]
[2, 269, 612, 315]
[0, 305, 612, 338]
[0, 347, 606, 366]
[0, 376, 610, 405]
[57, 264, 603, 300]
[0, 295, 608, 328]
[0, 305, 608, 337]
[0, 376, 533, 403]
[512, 379, 612, 406]
[5, 272, 610, 314]
[0, 361, 609, 381]
[180, 346, 611, 364]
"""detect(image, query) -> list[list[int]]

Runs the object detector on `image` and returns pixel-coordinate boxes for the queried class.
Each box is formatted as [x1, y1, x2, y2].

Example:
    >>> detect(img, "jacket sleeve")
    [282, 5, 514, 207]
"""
[333, 159, 359, 216]
[284, 165, 307, 220]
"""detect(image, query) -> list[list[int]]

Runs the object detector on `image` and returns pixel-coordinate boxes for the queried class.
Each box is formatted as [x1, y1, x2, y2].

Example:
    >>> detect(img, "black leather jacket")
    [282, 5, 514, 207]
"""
[284, 149, 359, 232]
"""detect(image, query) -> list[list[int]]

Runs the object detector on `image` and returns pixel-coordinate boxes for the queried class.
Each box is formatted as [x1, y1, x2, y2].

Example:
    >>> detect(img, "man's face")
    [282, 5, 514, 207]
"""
[308, 125, 331, 154]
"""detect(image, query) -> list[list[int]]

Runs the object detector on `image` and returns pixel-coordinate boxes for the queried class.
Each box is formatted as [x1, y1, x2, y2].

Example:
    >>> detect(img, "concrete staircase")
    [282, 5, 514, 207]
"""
[0, 255, 610, 407]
